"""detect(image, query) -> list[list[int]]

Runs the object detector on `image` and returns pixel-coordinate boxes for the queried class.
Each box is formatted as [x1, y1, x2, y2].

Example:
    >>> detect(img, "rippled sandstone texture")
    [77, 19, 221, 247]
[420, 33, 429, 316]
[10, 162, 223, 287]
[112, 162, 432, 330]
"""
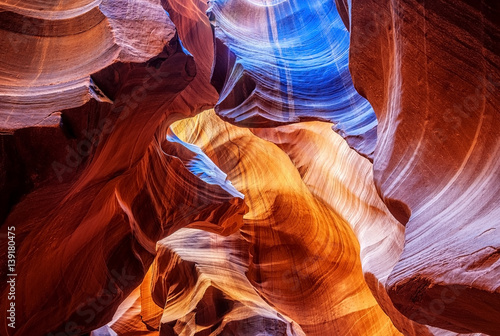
[339, 0, 500, 334]
[94, 110, 403, 336]
[0, 0, 499, 335]
[0, 0, 245, 335]
[208, 0, 377, 158]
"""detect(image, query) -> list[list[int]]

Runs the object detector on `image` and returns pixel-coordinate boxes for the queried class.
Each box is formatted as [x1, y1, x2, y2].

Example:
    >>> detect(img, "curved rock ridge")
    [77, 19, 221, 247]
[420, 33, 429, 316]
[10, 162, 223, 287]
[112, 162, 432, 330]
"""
[165, 129, 244, 200]
[0, 1, 248, 334]
[160, 0, 219, 117]
[208, 0, 377, 158]
[251, 123, 430, 336]
[104, 109, 400, 336]
[0, 0, 176, 131]
[0, 121, 246, 335]
[340, 0, 500, 334]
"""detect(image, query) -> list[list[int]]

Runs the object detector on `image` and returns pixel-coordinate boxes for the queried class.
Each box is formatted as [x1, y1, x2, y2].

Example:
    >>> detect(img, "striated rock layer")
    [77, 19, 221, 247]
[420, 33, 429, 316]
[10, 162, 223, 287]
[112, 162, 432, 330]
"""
[208, 0, 377, 158]
[341, 0, 500, 334]
[99, 109, 402, 336]
[0, 0, 498, 335]
[252, 122, 432, 336]
[0, 0, 246, 335]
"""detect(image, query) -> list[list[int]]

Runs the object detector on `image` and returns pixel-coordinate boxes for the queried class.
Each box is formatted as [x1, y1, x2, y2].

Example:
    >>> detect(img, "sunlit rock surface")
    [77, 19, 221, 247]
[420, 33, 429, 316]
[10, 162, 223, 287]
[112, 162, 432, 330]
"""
[100, 110, 402, 336]
[209, 0, 377, 158]
[0, 0, 245, 334]
[0, 0, 498, 335]
[252, 123, 434, 336]
[340, 0, 500, 334]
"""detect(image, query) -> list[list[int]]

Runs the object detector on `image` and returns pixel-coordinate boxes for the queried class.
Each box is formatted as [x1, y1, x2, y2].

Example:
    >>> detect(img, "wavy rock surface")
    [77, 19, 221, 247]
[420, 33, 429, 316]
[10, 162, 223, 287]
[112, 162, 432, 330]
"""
[1, 0, 497, 335]
[252, 123, 433, 336]
[0, 1, 246, 335]
[161, 0, 219, 116]
[341, 0, 500, 334]
[208, 0, 377, 157]
[0, 0, 176, 130]
[100, 109, 402, 335]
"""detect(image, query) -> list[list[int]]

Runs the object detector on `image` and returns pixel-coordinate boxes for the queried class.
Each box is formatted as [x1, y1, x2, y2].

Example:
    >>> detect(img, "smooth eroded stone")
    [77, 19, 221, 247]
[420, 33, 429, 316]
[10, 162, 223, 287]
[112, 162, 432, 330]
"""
[143, 110, 401, 335]
[208, 0, 377, 158]
[343, 0, 500, 334]
[0, 1, 246, 334]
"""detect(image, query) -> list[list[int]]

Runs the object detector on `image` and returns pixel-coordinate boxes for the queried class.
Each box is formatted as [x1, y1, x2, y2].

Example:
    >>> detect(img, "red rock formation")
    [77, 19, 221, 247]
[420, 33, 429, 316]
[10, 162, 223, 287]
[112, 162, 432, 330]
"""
[1, 0, 498, 335]
[0, 1, 245, 335]
[342, 0, 500, 334]
[98, 110, 403, 335]
[161, 0, 219, 116]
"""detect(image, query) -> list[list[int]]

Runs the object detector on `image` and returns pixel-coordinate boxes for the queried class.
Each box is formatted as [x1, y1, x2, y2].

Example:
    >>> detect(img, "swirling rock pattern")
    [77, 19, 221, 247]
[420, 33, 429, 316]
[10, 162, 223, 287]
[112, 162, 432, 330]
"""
[0, 0, 246, 335]
[342, 0, 500, 334]
[1, 0, 498, 335]
[0, 0, 175, 130]
[252, 123, 433, 336]
[100, 110, 402, 336]
[208, 0, 377, 158]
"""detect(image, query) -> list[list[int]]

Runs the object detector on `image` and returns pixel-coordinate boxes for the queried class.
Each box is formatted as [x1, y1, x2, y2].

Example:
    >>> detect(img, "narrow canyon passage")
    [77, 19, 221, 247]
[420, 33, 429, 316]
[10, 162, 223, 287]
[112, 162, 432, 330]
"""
[0, 0, 498, 335]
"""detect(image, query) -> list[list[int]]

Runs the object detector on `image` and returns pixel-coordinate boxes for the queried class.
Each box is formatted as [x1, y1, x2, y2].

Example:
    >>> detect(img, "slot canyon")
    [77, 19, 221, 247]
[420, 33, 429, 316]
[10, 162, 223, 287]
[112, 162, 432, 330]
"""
[0, 0, 498, 335]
